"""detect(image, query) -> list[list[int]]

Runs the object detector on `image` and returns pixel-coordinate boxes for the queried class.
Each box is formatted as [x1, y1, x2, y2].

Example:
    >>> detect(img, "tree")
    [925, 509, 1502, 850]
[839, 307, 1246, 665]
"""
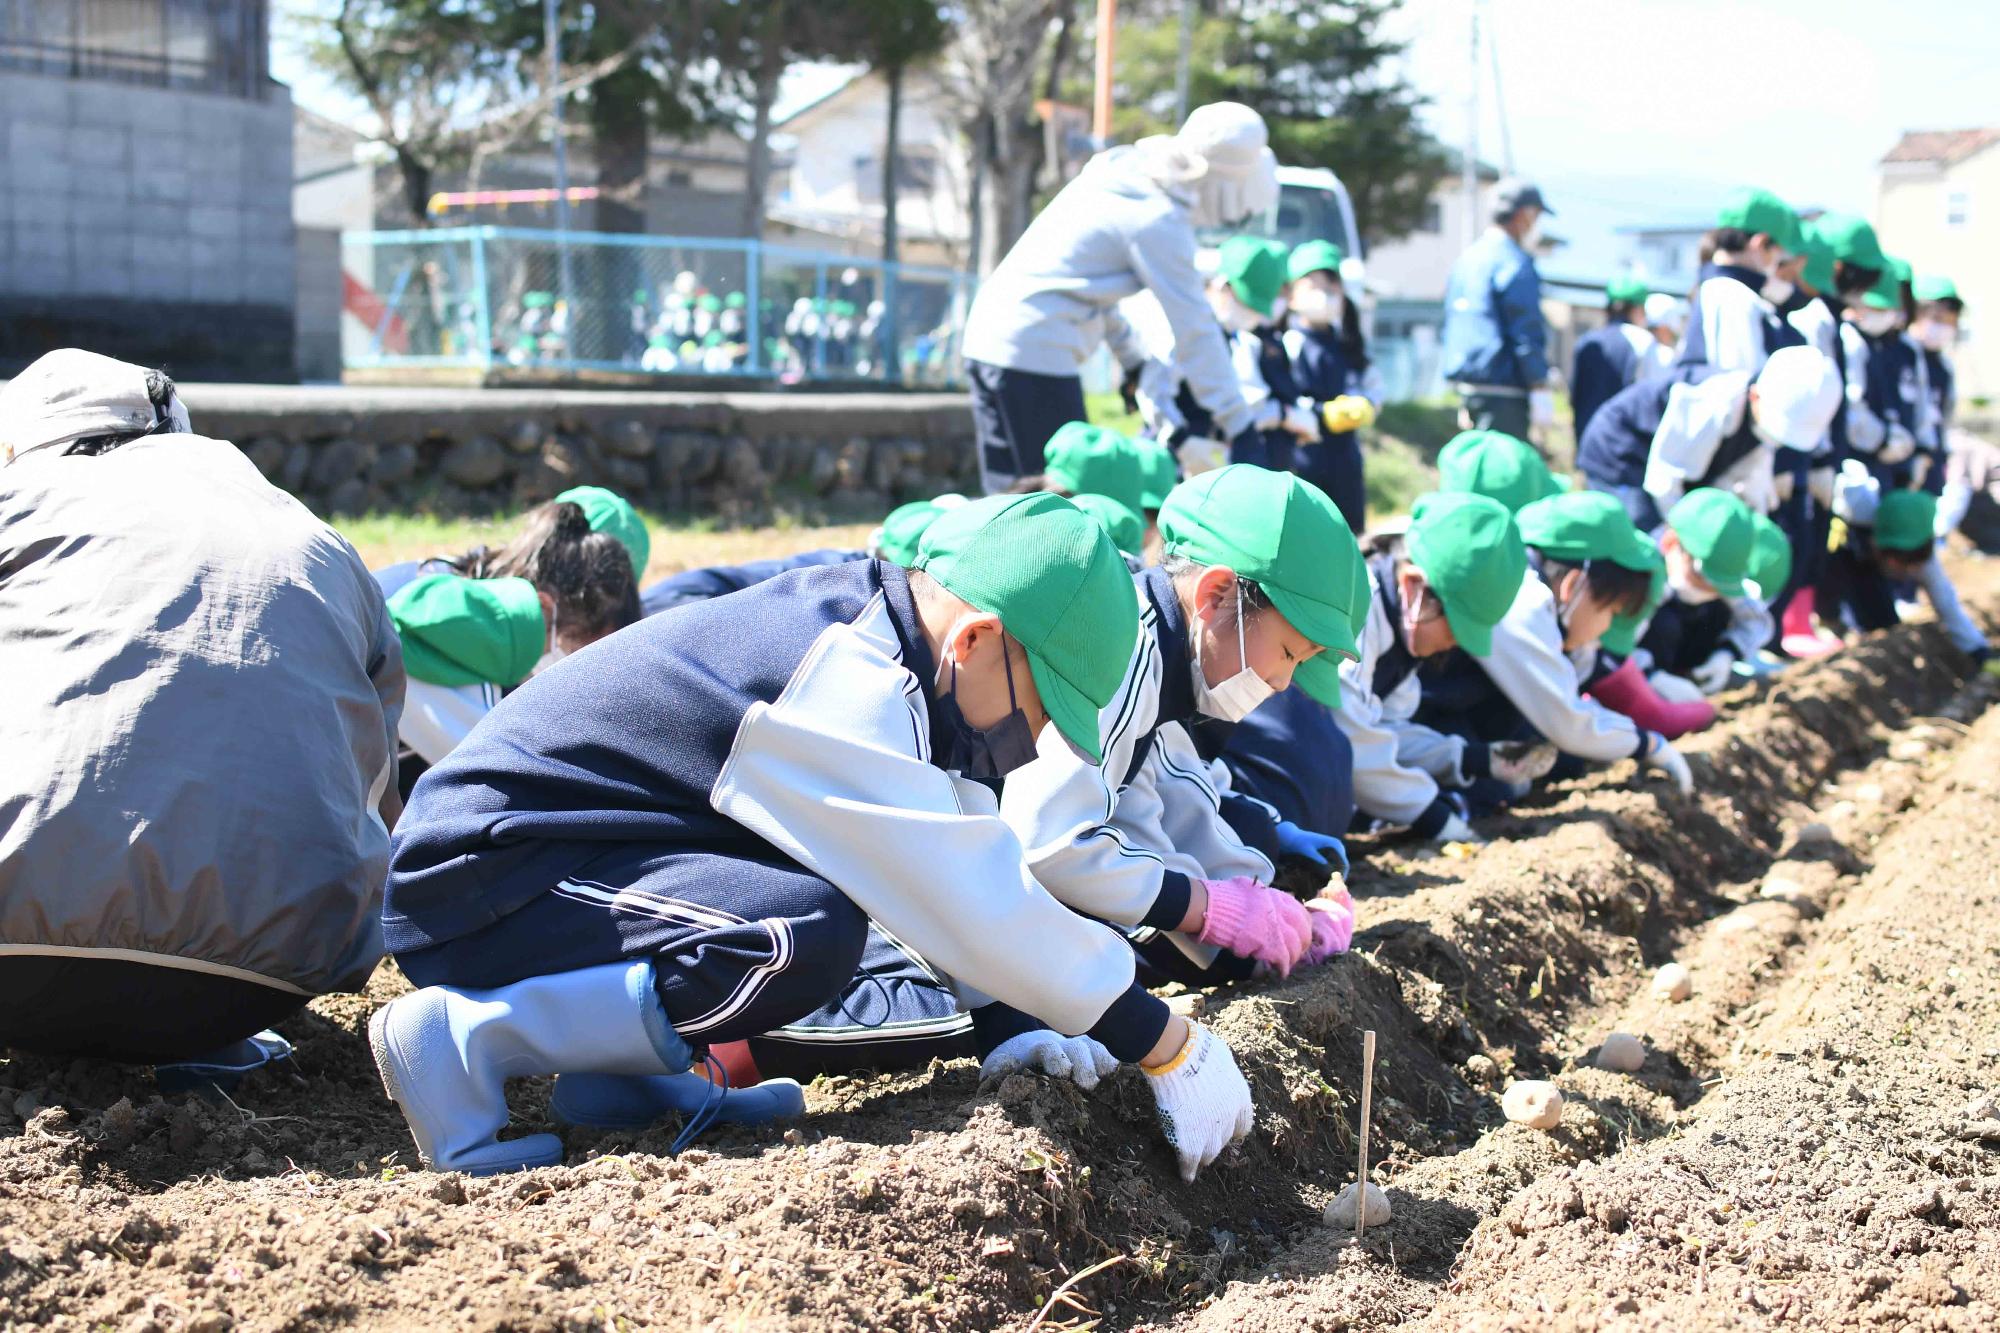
[938, 0, 1082, 275]
[1083, 0, 1450, 249]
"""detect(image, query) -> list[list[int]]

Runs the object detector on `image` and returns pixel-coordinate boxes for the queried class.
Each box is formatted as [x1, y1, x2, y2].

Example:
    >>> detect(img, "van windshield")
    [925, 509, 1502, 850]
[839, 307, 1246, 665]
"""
[1196, 182, 1357, 258]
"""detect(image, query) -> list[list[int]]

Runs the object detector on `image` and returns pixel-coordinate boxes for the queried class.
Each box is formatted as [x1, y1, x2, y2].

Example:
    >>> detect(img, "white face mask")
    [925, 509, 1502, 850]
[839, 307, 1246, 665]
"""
[1852, 308, 1901, 338]
[1762, 275, 1795, 306]
[1190, 583, 1274, 722]
[1914, 320, 1957, 352]
[1291, 284, 1345, 328]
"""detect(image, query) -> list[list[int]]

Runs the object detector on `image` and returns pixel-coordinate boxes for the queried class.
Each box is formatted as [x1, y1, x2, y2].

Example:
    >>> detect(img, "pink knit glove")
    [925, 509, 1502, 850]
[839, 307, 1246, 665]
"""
[1300, 886, 1356, 965]
[1197, 876, 1313, 975]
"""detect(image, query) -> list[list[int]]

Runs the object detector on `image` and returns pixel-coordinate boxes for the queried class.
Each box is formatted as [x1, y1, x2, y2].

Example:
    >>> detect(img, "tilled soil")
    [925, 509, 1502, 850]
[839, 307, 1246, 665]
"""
[2, 563, 1996, 1332]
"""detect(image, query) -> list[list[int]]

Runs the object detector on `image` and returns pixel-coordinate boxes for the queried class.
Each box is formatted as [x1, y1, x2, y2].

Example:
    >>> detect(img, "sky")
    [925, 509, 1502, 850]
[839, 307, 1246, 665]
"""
[1386, 0, 2000, 278]
[272, 0, 2000, 279]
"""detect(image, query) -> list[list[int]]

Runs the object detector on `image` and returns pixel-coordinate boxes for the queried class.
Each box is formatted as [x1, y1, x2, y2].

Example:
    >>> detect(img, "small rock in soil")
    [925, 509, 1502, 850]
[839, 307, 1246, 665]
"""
[1760, 874, 1804, 899]
[1323, 1182, 1391, 1229]
[1594, 1034, 1646, 1072]
[1652, 962, 1692, 1002]
[1795, 820, 1836, 845]
[1465, 1054, 1500, 1085]
[1502, 1081, 1564, 1130]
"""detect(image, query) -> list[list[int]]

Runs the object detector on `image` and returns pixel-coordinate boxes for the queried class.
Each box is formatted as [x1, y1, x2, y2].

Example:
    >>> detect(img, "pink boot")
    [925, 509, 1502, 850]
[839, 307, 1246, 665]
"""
[1780, 586, 1843, 660]
[1587, 655, 1716, 739]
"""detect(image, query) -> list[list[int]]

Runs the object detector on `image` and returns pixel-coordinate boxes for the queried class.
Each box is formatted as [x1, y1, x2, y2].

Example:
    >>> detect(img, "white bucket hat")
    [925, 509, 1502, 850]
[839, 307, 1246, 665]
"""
[1751, 346, 1841, 450]
[0, 348, 191, 465]
[1133, 102, 1279, 228]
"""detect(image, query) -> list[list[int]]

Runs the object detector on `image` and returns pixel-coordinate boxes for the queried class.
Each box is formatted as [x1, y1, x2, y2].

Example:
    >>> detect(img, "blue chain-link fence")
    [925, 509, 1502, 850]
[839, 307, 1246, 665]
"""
[341, 227, 975, 387]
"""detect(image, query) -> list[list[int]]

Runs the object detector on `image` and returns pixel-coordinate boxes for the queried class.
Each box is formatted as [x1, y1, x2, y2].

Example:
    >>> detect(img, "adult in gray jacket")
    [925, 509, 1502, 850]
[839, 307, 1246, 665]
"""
[0, 350, 404, 1074]
[961, 102, 1279, 492]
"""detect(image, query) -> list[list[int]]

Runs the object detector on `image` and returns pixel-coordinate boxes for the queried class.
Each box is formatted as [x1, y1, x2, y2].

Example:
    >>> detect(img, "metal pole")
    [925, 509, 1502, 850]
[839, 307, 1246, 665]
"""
[1173, 0, 1192, 125]
[544, 0, 574, 322]
[1093, 0, 1117, 148]
[1461, 3, 1480, 250]
[470, 228, 494, 374]
[746, 240, 763, 375]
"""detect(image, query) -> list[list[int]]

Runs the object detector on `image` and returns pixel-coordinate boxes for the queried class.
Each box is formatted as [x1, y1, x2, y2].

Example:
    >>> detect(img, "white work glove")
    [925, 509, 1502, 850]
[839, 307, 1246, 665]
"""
[1489, 739, 1558, 785]
[1642, 734, 1695, 796]
[1435, 812, 1484, 845]
[1530, 388, 1557, 427]
[980, 1029, 1120, 1091]
[1690, 649, 1736, 694]
[1647, 671, 1706, 704]
[1143, 1021, 1255, 1182]
[1879, 423, 1916, 466]
[1176, 435, 1229, 476]
[1282, 402, 1321, 439]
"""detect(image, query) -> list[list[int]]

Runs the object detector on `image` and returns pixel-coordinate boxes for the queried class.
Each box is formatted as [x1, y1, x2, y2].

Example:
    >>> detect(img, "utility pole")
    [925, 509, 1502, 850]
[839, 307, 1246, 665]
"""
[544, 0, 573, 318]
[1461, 1, 1480, 250]
[1174, 0, 1192, 125]
[1093, 0, 1117, 148]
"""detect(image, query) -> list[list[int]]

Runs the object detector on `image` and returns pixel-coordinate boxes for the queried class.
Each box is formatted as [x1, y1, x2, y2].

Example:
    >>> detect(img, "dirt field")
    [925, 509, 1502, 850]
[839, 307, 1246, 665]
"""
[2, 560, 1996, 1332]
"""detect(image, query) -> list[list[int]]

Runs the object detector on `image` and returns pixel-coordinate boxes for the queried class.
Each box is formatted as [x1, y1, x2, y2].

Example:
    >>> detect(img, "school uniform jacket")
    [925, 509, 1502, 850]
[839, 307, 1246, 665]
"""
[1283, 325, 1386, 434]
[1332, 557, 1474, 835]
[999, 568, 1274, 944]
[1633, 589, 1774, 679]
[385, 559, 1168, 1059]
[1577, 369, 1777, 514]
[641, 548, 864, 618]
[1569, 323, 1650, 442]
[1676, 263, 1781, 376]
[1478, 566, 1648, 763]
[1839, 325, 1934, 466]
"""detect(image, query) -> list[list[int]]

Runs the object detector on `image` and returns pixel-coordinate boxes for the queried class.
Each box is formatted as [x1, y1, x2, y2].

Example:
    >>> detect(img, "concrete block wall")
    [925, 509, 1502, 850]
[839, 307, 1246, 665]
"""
[0, 68, 296, 381]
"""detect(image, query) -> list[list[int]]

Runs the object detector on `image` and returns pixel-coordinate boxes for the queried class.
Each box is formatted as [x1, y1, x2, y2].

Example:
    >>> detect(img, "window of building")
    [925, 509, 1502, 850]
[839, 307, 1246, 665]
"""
[664, 168, 693, 189]
[855, 152, 939, 201]
[1419, 200, 1443, 234]
[1946, 190, 1971, 229]
[0, 0, 267, 98]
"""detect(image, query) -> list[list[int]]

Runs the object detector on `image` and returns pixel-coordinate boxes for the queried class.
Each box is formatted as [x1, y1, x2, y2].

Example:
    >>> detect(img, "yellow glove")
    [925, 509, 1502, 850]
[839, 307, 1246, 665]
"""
[1321, 395, 1376, 434]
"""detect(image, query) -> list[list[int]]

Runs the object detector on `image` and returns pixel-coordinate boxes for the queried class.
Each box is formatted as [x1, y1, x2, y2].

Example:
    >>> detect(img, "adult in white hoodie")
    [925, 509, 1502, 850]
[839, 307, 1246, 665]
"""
[962, 102, 1279, 492]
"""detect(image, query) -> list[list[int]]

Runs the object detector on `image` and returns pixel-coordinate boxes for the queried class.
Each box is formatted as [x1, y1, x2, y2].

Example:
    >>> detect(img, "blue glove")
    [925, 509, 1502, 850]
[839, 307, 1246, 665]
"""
[1275, 820, 1349, 872]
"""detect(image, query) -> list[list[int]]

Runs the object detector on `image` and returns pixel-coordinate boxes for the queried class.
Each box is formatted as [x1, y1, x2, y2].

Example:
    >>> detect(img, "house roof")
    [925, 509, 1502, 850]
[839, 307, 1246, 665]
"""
[1881, 128, 2000, 167]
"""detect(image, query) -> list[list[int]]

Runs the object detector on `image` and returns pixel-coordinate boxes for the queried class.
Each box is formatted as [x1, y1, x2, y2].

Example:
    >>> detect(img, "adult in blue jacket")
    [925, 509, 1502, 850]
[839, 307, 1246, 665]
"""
[1441, 179, 1554, 441]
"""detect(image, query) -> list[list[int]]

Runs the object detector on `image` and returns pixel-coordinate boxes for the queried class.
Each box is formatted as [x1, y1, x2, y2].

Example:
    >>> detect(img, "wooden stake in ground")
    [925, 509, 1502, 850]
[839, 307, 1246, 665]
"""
[1355, 1028, 1377, 1244]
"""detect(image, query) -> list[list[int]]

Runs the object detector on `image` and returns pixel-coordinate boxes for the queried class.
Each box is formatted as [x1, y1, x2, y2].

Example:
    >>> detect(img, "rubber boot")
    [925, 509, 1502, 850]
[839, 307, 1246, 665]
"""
[1779, 586, 1843, 659]
[549, 1070, 806, 1133]
[1586, 655, 1716, 739]
[369, 959, 690, 1176]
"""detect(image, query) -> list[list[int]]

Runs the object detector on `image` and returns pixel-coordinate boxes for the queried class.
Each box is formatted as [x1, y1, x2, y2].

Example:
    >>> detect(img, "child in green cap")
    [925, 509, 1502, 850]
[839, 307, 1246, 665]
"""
[1821, 471, 1989, 665]
[385, 498, 641, 789]
[1637, 488, 1774, 695]
[1437, 428, 1561, 514]
[374, 493, 1261, 1184]
[1412, 491, 1693, 800]
[1284, 237, 1381, 531]
[1000, 465, 1366, 1000]
[1331, 491, 1528, 844]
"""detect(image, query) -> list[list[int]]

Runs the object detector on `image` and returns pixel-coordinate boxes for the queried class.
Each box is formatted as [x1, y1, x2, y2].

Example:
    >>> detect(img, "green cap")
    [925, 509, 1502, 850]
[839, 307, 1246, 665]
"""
[1601, 565, 1666, 656]
[1605, 275, 1650, 306]
[1798, 219, 1837, 295]
[912, 492, 1140, 764]
[1217, 235, 1287, 317]
[1812, 212, 1887, 271]
[555, 485, 650, 578]
[1888, 255, 1913, 284]
[1159, 464, 1365, 705]
[1515, 491, 1663, 574]
[389, 573, 546, 688]
[725, 291, 747, 308]
[1070, 492, 1145, 557]
[1135, 442, 1178, 512]
[523, 291, 554, 309]
[873, 499, 947, 567]
[1437, 429, 1558, 515]
[1716, 187, 1804, 254]
[1665, 488, 1756, 597]
[1913, 274, 1960, 304]
[1874, 489, 1938, 552]
[1043, 421, 1147, 516]
[1862, 256, 1905, 311]
[1748, 513, 1793, 597]
[1405, 492, 1527, 658]
[1287, 239, 1346, 283]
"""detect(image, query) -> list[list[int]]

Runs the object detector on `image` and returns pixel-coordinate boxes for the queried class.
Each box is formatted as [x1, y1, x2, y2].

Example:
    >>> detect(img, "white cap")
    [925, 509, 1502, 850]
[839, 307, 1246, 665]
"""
[1644, 293, 1687, 332]
[1752, 346, 1842, 450]
[0, 348, 190, 466]
[1177, 102, 1280, 228]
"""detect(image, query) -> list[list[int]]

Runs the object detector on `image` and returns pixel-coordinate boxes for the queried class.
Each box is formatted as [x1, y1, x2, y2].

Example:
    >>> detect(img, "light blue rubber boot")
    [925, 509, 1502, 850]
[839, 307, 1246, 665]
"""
[369, 959, 689, 1176]
[549, 1071, 806, 1135]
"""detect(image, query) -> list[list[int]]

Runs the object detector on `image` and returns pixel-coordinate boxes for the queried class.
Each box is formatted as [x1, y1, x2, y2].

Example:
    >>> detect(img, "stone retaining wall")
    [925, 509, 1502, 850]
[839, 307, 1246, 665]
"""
[175, 384, 979, 517]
